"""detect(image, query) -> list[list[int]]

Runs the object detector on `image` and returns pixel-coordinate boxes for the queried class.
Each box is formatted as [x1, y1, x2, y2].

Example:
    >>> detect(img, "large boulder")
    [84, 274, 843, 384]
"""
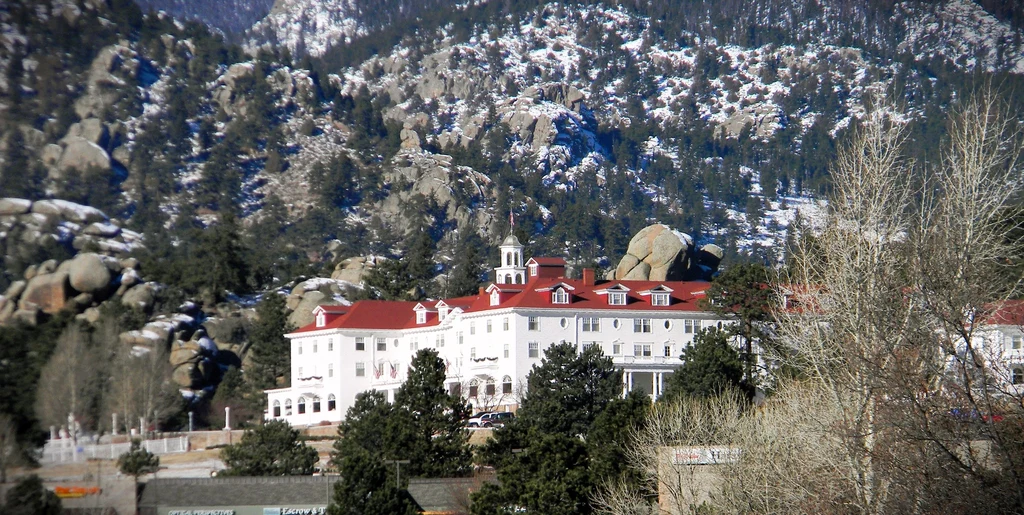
[287, 291, 326, 328]
[612, 224, 720, 281]
[20, 272, 71, 314]
[58, 137, 111, 173]
[122, 283, 156, 310]
[67, 253, 112, 293]
[331, 256, 375, 284]
[0, 198, 32, 215]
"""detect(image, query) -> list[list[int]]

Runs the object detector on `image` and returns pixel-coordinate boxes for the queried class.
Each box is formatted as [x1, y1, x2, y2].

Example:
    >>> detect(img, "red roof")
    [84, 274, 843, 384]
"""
[290, 277, 712, 334]
[527, 257, 567, 266]
[983, 299, 1024, 326]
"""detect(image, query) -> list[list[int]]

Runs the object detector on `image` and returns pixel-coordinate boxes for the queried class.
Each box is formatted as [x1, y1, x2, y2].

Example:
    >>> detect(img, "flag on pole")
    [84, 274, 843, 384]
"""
[374, 363, 382, 379]
[390, 363, 398, 378]
[445, 358, 451, 372]
[509, 210, 514, 230]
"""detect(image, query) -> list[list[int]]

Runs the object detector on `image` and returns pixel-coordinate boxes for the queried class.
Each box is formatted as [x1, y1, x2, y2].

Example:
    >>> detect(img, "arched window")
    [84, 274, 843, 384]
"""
[502, 376, 513, 394]
[312, 396, 321, 413]
[284, 399, 293, 416]
[506, 252, 512, 266]
[504, 274, 512, 283]
[485, 378, 496, 396]
[469, 379, 479, 398]
[516, 273, 523, 284]
[272, 400, 281, 417]
[328, 394, 337, 411]
[297, 396, 307, 414]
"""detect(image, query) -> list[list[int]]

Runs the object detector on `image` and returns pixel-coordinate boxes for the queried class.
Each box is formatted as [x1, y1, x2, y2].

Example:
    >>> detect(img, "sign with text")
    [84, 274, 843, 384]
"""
[670, 446, 741, 465]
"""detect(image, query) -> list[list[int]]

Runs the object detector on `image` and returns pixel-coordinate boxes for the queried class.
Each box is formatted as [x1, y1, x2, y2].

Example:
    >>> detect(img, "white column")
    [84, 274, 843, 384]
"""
[111, 414, 118, 436]
[224, 407, 231, 431]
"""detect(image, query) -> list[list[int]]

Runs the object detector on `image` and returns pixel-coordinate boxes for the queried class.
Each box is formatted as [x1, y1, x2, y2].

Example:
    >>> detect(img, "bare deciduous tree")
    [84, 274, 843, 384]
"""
[35, 324, 102, 433]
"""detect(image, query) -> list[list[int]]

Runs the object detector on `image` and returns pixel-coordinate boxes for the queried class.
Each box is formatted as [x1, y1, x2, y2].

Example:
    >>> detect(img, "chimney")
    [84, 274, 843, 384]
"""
[582, 268, 595, 286]
[479, 286, 486, 296]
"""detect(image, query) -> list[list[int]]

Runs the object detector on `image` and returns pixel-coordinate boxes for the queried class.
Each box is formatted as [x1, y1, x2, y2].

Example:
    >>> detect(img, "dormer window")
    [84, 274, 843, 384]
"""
[315, 311, 326, 327]
[652, 292, 670, 306]
[490, 290, 500, 306]
[609, 292, 626, 305]
[416, 311, 426, 324]
[437, 301, 449, 322]
[529, 263, 539, 277]
[552, 288, 570, 304]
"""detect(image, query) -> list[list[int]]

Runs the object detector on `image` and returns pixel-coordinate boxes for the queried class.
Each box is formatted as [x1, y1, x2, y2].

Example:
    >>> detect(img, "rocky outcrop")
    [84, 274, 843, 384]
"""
[331, 256, 377, 284]
[0, 198, 144, 326]
[610, 224, 723, 282]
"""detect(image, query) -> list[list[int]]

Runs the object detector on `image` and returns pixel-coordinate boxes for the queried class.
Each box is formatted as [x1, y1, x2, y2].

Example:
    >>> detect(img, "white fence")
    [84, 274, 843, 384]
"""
[41, 436, 189, 463]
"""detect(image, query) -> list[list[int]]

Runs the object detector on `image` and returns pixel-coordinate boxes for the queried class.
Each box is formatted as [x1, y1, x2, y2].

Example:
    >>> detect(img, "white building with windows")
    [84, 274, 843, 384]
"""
[265, 237, 729, 426]
[971, 300, 1024, 391]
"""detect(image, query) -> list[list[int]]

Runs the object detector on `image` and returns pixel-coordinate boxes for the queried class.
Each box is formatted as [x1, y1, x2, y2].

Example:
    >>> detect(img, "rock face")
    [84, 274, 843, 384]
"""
[611, 224, 723, 282]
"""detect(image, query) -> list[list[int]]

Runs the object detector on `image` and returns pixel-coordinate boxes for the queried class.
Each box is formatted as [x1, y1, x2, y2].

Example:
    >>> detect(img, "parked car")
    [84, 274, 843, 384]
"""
[466, 412, 492, 427]
[480, 412, 514, 428]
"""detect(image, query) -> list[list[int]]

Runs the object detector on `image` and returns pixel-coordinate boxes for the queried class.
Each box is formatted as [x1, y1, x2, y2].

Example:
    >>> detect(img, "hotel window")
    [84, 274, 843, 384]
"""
[469, 381, 479, 398]
[487, 320, 492, 333]
[664, 345, 673, 357]
[652, 292, 670, 306]
[355, 362, 365, 377]
[528, 342, 540, 358]
[552, 288, 569, 304]
[504, 343, 510, 358]
[450, 383, 462, 397]
[458, 331, 464, 345]
[376, 337, 386, 351]
[634, 344, 652, 357]
[582, 341, 597, 352]
[355, 337, 364, 351]
[285, 399, 292, 416]
[312, 397, 321, 413]
[609, 292, 626, 305]
[582, 317, 600, 332]
[528, 316, 540, 331]
[471, 347, 477, 360]
[485, 380, 496, 396]
[634, 318, 652, 333]
[298, 343, 302, 355]
[502, 376, 513, 394]
[313, 342, 318, 353]
[503, 317, 509, 331]
[298, 367, 303, 377]
[439, 334, 445, 347]
[328, 394, 336, 411]
[470, 322, 476, 335]
[1013, 336, 1022, 350]
[685, 320, 694, 333]
[328, 339, 334, 351]
[328, 363, 334, 377]
[613, 343, 622, 355]
[416, 310, 426, 324]
[297, 397, 306, 414]
[1014, 367, 1024, 385]
[273, 400, 281, 418]
[490, 290, 500, 306]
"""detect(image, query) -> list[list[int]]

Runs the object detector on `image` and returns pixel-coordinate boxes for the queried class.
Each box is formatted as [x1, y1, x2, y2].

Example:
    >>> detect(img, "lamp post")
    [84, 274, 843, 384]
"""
[382, 459, 410, 485]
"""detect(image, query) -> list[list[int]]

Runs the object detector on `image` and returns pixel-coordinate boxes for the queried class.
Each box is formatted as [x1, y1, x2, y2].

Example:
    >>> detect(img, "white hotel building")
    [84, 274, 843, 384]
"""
[266, 235, 729, 426]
